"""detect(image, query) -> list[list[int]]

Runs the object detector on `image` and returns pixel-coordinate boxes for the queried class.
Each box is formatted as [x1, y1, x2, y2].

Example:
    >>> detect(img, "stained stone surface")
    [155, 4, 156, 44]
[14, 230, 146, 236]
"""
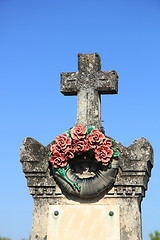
[47, 205, 120, 240]
[20, 53, 153, 240]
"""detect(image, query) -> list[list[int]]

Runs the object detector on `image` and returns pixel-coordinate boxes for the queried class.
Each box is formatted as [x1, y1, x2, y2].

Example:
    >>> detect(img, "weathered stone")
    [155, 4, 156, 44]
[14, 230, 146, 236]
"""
[20, 135, 153, 239]
[60, 53, 118, 131]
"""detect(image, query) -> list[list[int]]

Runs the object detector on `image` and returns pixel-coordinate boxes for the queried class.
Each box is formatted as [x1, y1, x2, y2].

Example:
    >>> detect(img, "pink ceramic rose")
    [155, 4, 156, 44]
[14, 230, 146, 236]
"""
[65, 148, 75, 160]
[50, 144, 59, 154]
[55, 133, 71, 151]
[94, 145, 113, 166]
[70, 125, 87, 140]
[49, 152, 67, 168]
[73, 139, 89, 154]
[103, 138, 112, 148]
[87, 129, 105, 149]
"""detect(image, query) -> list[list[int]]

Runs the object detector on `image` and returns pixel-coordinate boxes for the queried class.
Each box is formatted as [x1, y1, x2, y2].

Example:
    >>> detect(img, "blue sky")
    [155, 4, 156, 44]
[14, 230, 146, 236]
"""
[0, 0, 160, 239]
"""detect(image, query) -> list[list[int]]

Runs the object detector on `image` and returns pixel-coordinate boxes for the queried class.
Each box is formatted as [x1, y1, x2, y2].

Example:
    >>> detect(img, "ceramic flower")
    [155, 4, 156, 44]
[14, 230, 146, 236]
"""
[73, 139, 89, 154]
[65, 148, 75, 160]
[50, 152, 67, 168]
[87, 129, 105, 149]
[103, 138, 112, 148]
[50, 144, 59, 153]
[70, 125, 87, 140]
[55, 133, 71, 151]
[94, 146, 113, 166]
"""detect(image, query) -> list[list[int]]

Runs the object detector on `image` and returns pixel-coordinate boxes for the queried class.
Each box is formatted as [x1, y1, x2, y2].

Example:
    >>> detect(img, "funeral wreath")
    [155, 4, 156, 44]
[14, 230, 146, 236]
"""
[48, 125, 119, 195]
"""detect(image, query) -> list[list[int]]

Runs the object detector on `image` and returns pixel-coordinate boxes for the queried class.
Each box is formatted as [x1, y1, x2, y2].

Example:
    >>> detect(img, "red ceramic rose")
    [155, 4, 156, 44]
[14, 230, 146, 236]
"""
[65, 148, 75, 160]
[87, 129, 105, 149]
[70, 125, 87, 140]
[50, 144, 59, 153]
[94, 146, 113, 166]
[50, 152, 67, 168]
[103, 138, 112, 148]
[55, 133, 71, 151]
[73, 139, 89, 154]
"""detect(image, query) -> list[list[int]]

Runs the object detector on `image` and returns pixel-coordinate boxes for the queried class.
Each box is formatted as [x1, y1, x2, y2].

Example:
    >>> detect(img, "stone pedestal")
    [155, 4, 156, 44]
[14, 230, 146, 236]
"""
[20, 136, 153, 240]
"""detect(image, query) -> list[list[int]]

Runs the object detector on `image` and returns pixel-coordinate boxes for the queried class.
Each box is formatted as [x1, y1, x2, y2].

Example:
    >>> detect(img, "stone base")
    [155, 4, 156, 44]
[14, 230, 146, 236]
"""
[20, 136, 153, 240]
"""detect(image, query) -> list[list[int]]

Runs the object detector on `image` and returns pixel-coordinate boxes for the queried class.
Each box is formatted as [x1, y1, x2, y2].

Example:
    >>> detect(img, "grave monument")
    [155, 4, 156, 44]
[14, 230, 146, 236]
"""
[20, 53, 153, 240]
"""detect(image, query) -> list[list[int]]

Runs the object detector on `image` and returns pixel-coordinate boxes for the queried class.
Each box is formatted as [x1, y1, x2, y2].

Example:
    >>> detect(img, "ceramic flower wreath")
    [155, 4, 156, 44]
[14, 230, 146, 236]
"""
[49, 125, 118, 168]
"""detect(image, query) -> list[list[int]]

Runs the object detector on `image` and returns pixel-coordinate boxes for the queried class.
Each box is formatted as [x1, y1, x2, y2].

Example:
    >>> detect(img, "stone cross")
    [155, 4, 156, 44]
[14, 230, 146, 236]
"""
[60, 53, 119, 131]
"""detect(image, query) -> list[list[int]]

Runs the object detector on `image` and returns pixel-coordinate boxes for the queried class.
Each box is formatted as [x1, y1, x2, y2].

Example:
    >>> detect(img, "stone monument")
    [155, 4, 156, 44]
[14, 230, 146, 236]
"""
[20, 53, 153, 240]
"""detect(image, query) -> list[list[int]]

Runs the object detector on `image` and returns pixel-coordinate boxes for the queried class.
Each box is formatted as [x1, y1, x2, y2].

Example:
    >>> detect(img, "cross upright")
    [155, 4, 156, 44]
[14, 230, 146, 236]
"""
[60, 53, 119, 132]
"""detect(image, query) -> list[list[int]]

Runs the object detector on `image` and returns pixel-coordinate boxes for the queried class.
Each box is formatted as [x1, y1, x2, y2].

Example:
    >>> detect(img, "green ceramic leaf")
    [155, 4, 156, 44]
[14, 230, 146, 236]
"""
[112, 148, 119, 157]
[87, 126, 95, 135]
[110, 139, 114, 146]
[113, 151, 119, 157]
[65, 129, 71, 138]
[48, 152, 51, 158]
[108, 162, 112, 168]
[56, 164, 69, 176]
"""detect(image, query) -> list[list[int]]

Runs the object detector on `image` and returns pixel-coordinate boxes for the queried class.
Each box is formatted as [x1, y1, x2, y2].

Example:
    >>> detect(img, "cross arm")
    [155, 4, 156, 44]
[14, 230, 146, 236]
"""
[60, 72, 78, 96]
[96, 70, 119, 94]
